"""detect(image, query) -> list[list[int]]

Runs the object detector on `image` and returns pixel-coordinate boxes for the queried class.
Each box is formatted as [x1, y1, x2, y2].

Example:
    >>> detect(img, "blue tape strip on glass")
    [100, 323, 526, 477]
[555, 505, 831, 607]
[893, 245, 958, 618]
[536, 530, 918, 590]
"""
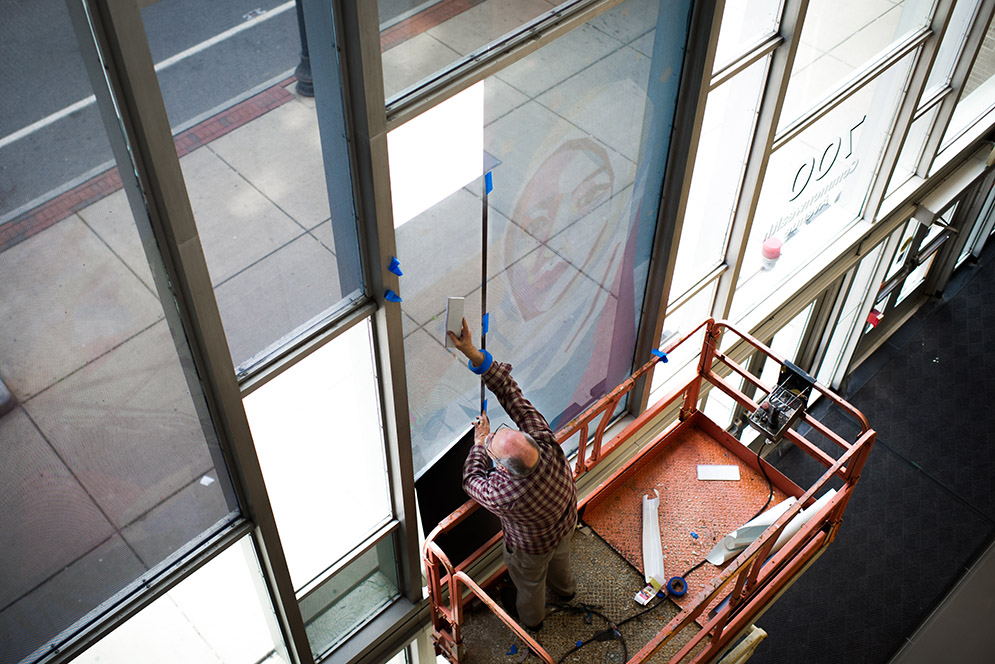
[485, 171, 493, 194]
[482, 398, 488, 413]
[651, 348, 669, 362]
[385, 289, 402, 302]
[482, 312, 489, 334]
[388, 256, 403, 276]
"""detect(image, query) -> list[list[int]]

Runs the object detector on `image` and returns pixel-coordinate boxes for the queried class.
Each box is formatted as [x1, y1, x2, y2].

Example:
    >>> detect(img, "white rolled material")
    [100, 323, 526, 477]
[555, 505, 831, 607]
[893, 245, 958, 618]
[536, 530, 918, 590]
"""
[642, 489, 665, 583]
[705, 489, 838, 566]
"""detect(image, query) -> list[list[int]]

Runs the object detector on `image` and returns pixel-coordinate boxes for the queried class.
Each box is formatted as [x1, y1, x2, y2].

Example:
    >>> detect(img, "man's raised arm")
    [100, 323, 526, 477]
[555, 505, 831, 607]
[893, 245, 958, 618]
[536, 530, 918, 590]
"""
[448, 318, 552, 439]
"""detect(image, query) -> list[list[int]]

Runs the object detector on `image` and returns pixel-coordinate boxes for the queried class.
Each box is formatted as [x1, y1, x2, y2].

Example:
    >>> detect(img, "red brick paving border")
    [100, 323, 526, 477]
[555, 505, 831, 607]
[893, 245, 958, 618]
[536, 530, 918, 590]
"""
[2, 0, 479, 255]
[0, 76, 296, 254]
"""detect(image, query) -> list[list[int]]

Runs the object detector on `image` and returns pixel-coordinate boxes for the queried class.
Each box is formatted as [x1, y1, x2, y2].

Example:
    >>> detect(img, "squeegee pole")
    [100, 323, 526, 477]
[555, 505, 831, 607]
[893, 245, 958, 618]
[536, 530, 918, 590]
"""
[480, 174, 488, 414]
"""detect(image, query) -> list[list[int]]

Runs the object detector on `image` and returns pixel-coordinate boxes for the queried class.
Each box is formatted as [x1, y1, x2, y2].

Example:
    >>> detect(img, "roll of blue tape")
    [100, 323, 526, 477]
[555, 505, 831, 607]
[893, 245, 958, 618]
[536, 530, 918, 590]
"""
[667, 576, 688, 597]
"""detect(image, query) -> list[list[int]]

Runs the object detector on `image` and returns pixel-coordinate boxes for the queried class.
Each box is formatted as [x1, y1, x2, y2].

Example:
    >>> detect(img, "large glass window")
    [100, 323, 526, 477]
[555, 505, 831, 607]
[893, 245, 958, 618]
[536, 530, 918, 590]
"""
[732, 52, 917, 321]
[75, 537, 289, 664]
[712, 0, 782, 72]
[138, 0, 365, 374]
[943, 13, 995, 146]
[0, 4, 238, 658]
[778, 0, 934, 128]
[391, 0, 693, 472]
[243, 320, 391, 591]
[380, 0, 568, 100]
[671, 55, 769, 301]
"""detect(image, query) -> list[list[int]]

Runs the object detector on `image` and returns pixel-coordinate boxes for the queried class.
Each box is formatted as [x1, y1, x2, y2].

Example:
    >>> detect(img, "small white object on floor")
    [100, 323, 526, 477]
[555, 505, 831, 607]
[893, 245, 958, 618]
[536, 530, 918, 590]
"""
[697, 464, 741, 481]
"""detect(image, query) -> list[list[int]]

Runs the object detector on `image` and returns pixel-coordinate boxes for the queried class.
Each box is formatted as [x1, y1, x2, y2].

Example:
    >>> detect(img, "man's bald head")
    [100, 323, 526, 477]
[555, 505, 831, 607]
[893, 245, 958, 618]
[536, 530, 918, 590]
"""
[490, 427, 540, 476]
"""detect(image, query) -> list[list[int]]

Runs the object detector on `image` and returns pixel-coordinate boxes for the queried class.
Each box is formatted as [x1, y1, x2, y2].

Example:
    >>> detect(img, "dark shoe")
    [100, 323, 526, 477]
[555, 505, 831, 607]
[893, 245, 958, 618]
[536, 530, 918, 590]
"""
[500, 586, 518, 619]
[524, 620, 543, 633]
[551, 588, 575, 603]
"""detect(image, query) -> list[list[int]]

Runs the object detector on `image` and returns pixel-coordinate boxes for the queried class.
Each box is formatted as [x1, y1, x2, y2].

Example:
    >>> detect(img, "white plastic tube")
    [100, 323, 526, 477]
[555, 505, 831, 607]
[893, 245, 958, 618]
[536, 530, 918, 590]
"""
[642, 490, 665, 583]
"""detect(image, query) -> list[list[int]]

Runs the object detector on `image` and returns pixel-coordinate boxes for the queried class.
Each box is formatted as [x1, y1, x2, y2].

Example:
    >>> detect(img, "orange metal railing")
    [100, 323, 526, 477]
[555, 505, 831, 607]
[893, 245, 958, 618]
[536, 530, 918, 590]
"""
[424, 319, 875, 663]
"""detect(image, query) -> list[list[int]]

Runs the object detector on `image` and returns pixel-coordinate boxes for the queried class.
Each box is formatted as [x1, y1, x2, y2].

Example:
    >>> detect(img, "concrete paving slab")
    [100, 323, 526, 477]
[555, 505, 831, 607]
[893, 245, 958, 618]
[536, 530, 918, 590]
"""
[426, 0, 556, 57]
[832, 4, 904, 68]
[546, 182, 649, 299]
[213, 232, 347, 368]
[0, 216, 165, 399]
[179, 146, 307, 285]
[24, 320, 217, 529]
[588, 0, 659, 45]
[495, 23, 623, 99]
[536, 45, 651, 163]
[0, 408, 115, 609]
[395, 186, 539, 326]
[798, 0, 898, 54]
[0, 535, 145, 664]
[479, 79, 525, 132]
[121, 469, 232, 569]
[207, 102, 330, 229]
[382, 31, 462, 101]
[77, 188, 157, 293]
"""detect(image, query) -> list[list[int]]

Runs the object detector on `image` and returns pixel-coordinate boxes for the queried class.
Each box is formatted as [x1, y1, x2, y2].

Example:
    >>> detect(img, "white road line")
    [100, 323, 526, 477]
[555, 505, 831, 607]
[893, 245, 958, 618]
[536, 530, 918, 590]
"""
[0, 1, 295, 150]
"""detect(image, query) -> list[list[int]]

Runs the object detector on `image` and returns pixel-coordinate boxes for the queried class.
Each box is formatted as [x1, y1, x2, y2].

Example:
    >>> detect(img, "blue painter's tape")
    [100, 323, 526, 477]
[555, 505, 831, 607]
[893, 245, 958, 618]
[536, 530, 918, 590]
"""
[482, 312, 489, 334]
[667, 576, 688, 597]
[483, 398, 488, 413]
[485, 171, 493, 194]
[384, 289, 402, 303]
[387, 256, 403, 276]
[651, 348, 669, 363]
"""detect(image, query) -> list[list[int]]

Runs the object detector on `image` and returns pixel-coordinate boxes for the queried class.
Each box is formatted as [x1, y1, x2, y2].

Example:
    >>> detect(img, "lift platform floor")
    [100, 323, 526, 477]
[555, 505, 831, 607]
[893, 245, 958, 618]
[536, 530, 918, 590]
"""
[458, 524, 704, 663]
[583, 420, 791, 623]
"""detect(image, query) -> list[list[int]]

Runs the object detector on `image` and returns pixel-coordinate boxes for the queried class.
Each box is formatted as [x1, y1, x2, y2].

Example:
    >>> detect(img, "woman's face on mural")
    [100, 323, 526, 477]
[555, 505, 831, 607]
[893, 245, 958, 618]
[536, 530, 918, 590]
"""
[504, 138, 617, 319]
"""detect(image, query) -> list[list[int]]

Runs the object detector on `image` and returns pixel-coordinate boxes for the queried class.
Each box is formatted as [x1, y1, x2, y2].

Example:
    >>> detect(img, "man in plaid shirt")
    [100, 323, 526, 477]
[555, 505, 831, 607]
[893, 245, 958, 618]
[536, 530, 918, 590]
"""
[448, 319, 578, 631]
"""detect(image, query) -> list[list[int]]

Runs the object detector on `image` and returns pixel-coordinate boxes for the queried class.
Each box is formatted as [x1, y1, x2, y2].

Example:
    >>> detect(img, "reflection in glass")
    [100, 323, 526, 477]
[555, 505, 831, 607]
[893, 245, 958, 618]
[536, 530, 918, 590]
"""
[379, 0, 566, 101]
[301, 536, 400, 659]
[0, 3, 237, 658]
[886, 105, 940, 196]
[778, 0, 933, 129]
[672, 56, 769, 301]
[390, 0, 694, 473]
[712, 0, 782, 72]
[650, 280, 718, 398]
[138, 0, 364, 373]
[943, 15, 995, 147]
[76, 538, 289, 664]
[815, 242, 885, 388]
[244, 320, 391, 591]
[732, 52, 915, 321]
[924, 0, 980, 93]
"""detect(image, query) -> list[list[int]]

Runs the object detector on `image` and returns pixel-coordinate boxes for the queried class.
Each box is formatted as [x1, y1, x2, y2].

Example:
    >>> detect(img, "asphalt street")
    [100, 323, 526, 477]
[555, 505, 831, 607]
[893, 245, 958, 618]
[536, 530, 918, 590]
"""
[0, 0, 300, 220]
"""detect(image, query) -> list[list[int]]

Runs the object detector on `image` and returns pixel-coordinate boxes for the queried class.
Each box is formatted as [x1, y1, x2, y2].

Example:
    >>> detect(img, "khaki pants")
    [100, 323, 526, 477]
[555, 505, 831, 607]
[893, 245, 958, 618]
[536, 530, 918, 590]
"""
[503, 531, 576, 627]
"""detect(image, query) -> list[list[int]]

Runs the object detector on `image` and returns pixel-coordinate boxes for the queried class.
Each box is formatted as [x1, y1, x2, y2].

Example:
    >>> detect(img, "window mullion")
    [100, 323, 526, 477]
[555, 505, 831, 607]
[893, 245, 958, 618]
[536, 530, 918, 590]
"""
[866, 0, 958, 222]
[921, 0, 995, 173]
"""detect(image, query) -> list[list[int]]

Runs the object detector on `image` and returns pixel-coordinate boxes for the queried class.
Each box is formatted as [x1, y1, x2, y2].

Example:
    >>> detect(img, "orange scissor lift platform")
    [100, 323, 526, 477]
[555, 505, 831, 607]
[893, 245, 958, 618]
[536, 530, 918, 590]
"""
[424, 320, 876, 663]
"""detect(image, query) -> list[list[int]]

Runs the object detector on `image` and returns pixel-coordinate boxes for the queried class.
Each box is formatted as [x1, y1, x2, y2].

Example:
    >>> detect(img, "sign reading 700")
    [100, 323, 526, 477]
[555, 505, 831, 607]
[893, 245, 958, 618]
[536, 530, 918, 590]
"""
[764, 115, 867, 242]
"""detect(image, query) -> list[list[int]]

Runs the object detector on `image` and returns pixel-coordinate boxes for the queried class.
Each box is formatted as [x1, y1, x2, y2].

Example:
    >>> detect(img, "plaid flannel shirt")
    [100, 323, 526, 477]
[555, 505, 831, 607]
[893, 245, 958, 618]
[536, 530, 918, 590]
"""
[462, 360, 578, 554]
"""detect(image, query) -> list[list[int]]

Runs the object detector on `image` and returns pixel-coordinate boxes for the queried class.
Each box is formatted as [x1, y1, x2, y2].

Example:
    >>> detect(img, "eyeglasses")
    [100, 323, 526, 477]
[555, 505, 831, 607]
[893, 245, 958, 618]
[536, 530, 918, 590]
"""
[484, 423, 510, 463]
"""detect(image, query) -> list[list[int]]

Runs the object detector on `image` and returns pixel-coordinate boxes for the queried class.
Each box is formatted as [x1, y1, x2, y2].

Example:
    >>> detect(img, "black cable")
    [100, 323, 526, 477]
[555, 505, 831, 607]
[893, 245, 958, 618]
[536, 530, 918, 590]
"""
[748, 439, 775, 521]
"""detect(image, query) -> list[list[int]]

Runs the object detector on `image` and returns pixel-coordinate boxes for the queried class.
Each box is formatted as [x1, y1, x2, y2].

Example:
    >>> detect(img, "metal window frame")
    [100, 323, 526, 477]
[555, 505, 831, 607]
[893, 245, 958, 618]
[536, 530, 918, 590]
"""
[61, 0, 314, 661]
[922, 0, 995, 170]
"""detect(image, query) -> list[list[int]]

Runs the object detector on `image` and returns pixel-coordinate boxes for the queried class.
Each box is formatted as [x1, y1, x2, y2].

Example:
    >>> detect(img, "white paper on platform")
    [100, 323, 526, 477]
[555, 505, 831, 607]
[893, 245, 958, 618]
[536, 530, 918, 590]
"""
[697, 464, 741, 481]
[706, 497, 796, 566]
[642, 490, 665, 583]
